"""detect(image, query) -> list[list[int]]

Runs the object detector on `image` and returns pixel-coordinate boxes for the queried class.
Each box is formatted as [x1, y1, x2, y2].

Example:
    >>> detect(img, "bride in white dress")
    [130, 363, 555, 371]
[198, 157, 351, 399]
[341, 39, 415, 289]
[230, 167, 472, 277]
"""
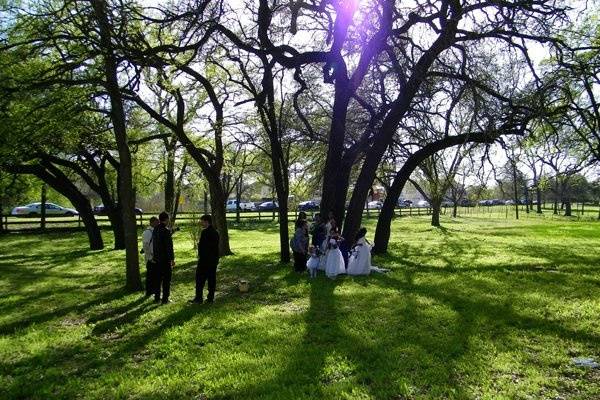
[347, 228, 373, 276]
[325, 232, 346, 278]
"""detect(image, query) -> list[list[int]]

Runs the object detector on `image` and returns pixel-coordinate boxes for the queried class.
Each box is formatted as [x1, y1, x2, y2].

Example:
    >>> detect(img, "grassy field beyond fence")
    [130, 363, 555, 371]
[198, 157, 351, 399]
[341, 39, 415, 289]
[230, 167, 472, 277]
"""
[0, 216, 599, 399]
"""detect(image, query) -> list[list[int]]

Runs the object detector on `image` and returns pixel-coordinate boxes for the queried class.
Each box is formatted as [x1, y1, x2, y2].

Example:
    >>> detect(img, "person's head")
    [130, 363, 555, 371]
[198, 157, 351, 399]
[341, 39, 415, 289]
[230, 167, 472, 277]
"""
[356, 227, 367, 242]
[298, 211, 307, 220]
[314, 213, 321, 223]
[308, 245, 315, 255]
[158, 211, 170, 224]
[149, 216, 159, 228]
[200, 214, 212, 229]
[328, 210, 334, 220]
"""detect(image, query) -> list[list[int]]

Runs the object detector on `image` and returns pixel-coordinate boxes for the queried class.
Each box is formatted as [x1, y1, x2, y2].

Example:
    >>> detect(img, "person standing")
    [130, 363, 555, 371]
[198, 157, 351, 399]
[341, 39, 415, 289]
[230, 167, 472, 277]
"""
[291, 219, 308, 272]
[190, 214, 220, 304]
[152, 212, 175, 304]
[142, 216, 159, 297]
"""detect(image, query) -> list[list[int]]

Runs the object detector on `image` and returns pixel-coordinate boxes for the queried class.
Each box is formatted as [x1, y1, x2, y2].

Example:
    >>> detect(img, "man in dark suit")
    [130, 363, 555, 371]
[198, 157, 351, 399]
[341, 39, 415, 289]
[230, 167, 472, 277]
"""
[190, 214, 220, 304]
[152, 211, 175, 304]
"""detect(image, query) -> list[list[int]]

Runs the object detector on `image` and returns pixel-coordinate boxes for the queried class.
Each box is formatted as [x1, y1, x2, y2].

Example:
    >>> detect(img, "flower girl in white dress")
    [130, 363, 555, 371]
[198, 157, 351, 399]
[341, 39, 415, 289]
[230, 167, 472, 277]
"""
[347, 228, 373, 276]
[325, 229, 346, 278]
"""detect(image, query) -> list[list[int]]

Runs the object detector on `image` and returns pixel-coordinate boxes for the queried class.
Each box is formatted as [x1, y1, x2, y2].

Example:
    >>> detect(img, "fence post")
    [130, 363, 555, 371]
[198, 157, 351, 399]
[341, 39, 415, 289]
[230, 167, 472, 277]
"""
[78, 215, 82, 228]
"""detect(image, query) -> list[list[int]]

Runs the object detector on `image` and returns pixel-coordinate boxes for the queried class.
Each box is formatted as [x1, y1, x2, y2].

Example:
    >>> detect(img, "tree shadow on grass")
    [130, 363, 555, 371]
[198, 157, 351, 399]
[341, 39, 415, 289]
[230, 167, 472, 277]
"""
[214, 270, 481, 399]
[369, 270, 600, 347]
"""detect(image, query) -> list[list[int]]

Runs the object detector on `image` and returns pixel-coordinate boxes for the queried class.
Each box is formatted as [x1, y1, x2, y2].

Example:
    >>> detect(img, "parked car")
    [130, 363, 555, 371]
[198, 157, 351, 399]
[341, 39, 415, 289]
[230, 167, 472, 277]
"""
[258, 201, 278, 211]
[441, 200, 454, 207]
[298, 200, 320, 212]
[478, 199, 491, 206]
[505, 199, 515, 205]
[416, 200, 430, 208]
[225, 199, 255, 211]
[11, 202, 79, 217]
[366, 200, 383, 209]
[93, 204, 143, 215]
[459, 199, 474, 207]
[398, 199, 413, 207]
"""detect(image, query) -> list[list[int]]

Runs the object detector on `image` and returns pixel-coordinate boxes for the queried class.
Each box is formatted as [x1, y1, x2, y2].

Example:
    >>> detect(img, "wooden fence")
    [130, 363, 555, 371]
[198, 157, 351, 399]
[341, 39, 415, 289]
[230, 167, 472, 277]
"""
[0, 202, 597, 232]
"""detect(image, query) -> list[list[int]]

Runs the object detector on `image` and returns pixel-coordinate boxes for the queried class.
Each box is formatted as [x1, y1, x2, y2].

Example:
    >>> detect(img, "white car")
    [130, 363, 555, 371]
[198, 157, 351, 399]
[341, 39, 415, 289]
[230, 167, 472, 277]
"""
[416, 200, 430, 208]
[225, 199, 255, 211]
[366, 200, 383, 209]
[11, 202, 79, 217]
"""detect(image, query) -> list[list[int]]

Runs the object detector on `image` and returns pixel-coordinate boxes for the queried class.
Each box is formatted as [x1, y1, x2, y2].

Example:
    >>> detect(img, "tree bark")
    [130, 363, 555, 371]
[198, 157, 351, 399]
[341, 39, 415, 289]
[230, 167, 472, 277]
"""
[164, 144, 176, 215]
[40, 183, 47, 230]
[106, 205, 125, 249]
[91, 0, 141, 291]
[564, 200, 572, 216]
[431, 198, 441, 227]
[207, 174, 232, 256]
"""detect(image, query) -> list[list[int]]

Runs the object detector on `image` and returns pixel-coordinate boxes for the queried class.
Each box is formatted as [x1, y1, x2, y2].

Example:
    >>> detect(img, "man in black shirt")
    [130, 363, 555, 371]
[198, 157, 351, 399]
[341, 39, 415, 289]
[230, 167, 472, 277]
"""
[190, 214, 220, 304]
[152, 211, 175, 304]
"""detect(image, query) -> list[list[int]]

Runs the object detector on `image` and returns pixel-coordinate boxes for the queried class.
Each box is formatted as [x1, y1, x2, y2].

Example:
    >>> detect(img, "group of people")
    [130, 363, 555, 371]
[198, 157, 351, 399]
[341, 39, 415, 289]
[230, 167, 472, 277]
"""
[141, 212, 220, 304]
[291, 211, 375, 279]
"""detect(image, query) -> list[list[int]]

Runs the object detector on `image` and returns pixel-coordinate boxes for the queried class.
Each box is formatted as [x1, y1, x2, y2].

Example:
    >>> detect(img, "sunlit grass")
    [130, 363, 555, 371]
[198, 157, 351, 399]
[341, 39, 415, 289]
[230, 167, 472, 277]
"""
[0, 216, 599, 399]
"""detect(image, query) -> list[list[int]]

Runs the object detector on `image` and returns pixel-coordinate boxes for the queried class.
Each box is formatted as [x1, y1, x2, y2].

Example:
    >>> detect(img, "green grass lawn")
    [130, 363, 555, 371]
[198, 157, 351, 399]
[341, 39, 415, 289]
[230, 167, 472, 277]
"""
[1, 216, 599, 399]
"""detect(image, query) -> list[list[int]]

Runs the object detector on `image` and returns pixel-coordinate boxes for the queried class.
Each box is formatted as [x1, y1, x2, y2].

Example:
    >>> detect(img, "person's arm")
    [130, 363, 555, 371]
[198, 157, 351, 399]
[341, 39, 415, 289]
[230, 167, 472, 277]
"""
[212, 229, 220, 262]
[167, 230, 175, 266]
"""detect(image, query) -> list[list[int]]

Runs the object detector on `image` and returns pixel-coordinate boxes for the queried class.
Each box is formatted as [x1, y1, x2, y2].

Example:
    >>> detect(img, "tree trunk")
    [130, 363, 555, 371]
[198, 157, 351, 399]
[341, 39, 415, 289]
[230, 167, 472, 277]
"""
[207, 174, 232, 256]
[91, 0, 141, 291]
[564, 200, 572, 217]
[235, 178, 241, 223]
[13, 164, 104, 250]
[431, 198, 441, 227]
[107, 206, 125, 249]
[536, 187, 542, 214]
[320, 79, 351, 219]
[0, 197, 4, 234]
[373, 133, 497, 254]
[512, 160, 519, 220]
[40, 183, 47, 230]
[452, 202, 458, 218]
[164, 146, 176, 215]
[74, 197, 104, 251]
[277, 193, 290, 263]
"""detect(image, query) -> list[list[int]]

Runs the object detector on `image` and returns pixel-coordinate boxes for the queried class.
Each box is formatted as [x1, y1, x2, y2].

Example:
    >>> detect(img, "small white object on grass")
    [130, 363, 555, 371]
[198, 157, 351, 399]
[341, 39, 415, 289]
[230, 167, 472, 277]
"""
[571, 357, 600, 368]
[238, 280, 249, 293]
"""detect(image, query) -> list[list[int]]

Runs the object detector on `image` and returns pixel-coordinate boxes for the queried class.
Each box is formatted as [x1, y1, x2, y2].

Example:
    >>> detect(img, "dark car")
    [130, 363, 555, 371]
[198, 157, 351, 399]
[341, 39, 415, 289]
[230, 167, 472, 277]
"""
[94, 204, 143, 215]
[459, 199, 474, 207]
[298, 201, 320, 211]
[398, 199, 413, 207]
[258, 201, 279, 211]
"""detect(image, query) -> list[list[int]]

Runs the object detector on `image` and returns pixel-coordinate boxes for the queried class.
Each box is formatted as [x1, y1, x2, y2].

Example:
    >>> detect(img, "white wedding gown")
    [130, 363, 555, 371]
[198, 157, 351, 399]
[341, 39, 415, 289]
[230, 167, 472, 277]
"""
[347, 237, 372, 276]
[325, 238, 346, 277]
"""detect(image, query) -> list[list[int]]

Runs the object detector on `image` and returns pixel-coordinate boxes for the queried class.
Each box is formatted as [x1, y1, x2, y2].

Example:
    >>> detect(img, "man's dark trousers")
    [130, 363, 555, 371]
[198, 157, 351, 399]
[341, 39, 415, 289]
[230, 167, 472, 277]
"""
[145, 261, 156, 296]
[196, 264, 216, 301]
[155, 262, 172, 302]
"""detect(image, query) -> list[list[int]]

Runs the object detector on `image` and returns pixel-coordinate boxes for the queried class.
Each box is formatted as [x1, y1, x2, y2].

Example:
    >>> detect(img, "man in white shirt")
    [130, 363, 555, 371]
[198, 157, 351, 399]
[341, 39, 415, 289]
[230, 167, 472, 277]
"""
[142, 216, 159, 297]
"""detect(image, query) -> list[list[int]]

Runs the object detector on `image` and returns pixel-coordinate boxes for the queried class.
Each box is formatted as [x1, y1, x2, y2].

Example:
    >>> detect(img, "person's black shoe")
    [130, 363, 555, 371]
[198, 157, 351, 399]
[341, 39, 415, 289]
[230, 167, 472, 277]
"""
[189, 298, 203, 304]
[206, 298, 214, 304]
[153, 298, 161, 304]
[161, 299, 171, 304]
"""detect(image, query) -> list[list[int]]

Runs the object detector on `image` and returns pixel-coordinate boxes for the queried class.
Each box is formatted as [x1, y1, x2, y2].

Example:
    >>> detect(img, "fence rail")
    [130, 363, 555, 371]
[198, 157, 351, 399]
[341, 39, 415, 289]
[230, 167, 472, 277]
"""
[0, 202, 597, 232]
